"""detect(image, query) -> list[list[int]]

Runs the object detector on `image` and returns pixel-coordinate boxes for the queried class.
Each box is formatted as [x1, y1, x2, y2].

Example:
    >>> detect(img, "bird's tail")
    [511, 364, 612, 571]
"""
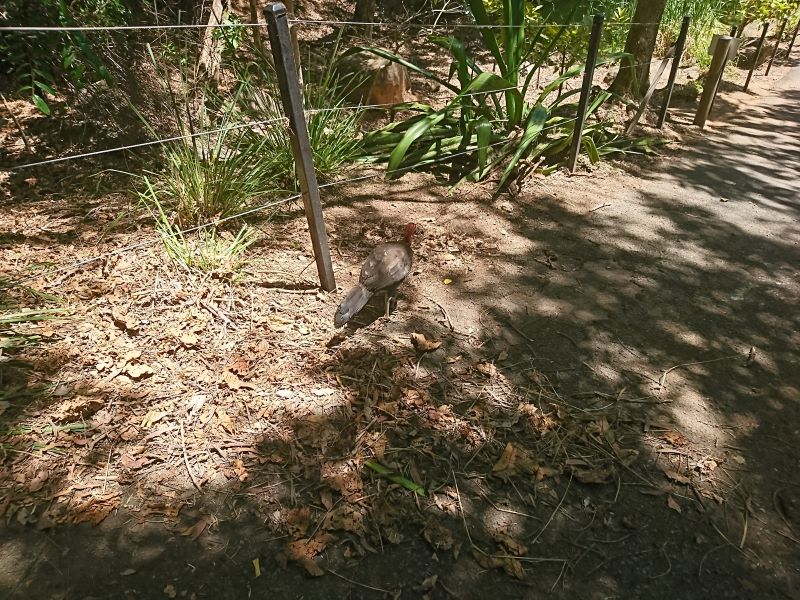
[334, 284, 372, 328]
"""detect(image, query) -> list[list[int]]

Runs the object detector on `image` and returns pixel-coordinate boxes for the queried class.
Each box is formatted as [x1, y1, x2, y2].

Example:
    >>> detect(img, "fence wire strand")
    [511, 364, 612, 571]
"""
[0, 20, 667, 34]
[10, 116, 287, 171]
[2, 117, 586, 291]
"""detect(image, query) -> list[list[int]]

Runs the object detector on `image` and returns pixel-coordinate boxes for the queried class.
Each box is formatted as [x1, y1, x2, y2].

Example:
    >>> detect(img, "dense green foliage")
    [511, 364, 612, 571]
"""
[0, 0, 128, 114]
[359, 0, 653, 188]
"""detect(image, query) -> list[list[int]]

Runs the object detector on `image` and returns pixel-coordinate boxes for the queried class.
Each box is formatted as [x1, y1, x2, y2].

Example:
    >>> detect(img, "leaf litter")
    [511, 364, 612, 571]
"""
[0, 207, 750, 588]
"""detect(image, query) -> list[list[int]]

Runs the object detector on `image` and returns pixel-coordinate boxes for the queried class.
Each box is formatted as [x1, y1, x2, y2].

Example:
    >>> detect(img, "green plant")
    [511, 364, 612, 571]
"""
[236, 63, 364, 190]
[146, 193, 259, 274]
[135, 44, 285, 226]
[213, 13, 246, 60]
[0, 0, 126, 115]
[356, 0, 638, 188]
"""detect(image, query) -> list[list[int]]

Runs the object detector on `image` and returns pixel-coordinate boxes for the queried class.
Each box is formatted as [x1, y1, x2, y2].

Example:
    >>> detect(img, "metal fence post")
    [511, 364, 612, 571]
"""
[744, 22, 769, 91]
[765, 18, 788, 76]
[694, 36, 733, 128]
[657, 15, 691, 129]
[264, 2, 336, 292]
[567, 13, 604, 173]
[787, 18, 800, 56]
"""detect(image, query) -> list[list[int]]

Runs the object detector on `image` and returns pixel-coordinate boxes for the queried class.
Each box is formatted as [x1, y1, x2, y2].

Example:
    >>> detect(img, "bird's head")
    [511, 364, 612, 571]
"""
[404, 223, 417, 243]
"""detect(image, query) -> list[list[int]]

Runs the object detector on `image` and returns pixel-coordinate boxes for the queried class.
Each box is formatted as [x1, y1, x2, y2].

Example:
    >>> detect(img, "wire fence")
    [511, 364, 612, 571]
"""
[0, 20, 665, 34]
[1, 6, 742, 292]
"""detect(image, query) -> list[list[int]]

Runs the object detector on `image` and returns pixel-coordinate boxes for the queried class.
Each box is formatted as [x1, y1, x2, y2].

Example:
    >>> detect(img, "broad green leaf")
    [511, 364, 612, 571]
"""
[499, 104, 548, 188]
[387, 111, 447, 175]
[465, 0, 507, 75]
[31, 94, 51, 116]
[583, 136, 600, 164]
[34, 80, 57, 96]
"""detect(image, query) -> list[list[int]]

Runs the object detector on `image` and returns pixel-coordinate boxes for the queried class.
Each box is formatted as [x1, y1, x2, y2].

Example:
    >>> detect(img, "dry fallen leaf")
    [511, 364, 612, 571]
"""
[493, 531, 528, 556]
[476, 361, 497, 377]
[141, 410, 169, 428]
[215, 408, 235, 434]
[423, 519, 455, 551]
[179, 518, 210, 540]
[411, 332, 442, 353]
[28, 470, 49, 493]
[492, 442, 556, 481]
[179, 333, 199, 348]
[285, 533, 333, 577]
[667, 494, 682, 513]
[570, 465, 615, 484]
[660, 430, 688, 446]
[125, 362, 154, 380]
[322, 505, 365, 534]
[662, 468, 691, 485]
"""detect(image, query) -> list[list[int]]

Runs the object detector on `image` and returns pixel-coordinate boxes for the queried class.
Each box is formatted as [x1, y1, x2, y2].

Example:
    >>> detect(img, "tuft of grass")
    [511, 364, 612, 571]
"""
[142, 185, 259, 275]
[236, 63, 364, 190]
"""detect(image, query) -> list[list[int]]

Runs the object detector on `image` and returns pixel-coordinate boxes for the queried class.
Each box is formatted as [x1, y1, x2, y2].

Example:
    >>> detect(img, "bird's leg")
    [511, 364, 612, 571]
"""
[384, 290, 398, 318]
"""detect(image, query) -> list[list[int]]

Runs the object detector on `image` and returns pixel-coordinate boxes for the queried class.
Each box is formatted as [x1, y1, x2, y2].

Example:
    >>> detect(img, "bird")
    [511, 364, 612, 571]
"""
[334, 223, 416, 328]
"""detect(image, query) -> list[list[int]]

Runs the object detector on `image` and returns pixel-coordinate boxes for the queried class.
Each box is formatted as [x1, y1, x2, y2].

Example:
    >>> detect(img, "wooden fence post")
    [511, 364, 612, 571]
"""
[787, 18, 800, 56]
[657, 15, 691, 129]
[765, 18, 788, 76]
[567, 13, 604, 173]
[694, 36, 733, 128]
[264, 2, 336, 292]
[744, 22, 769, 91]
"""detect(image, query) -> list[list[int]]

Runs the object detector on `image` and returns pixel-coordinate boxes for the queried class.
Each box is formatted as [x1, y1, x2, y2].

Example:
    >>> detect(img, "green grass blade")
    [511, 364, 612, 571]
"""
[465, 0, 507, 75]
[475, 118, 493, 176]
[365, 460, 426, 496]
[583, 136, 600, 164]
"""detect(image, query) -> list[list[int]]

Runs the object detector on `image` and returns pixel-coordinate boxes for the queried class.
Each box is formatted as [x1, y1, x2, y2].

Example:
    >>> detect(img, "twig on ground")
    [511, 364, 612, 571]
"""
[425, 294, 454, 331]
[529, 474, 572, 546]
[658, 354, 740, 389]
[326, 568, 390, 594]
[589, 203, 611, 212]
[200, 299, 238, 329]
[698, 544, 726, 577]
[556, 331, 579, 348]
[180, 420, 202, 492]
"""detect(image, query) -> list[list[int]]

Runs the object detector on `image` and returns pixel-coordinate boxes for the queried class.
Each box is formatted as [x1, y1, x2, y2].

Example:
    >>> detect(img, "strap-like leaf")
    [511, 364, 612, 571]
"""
[499, 104, 548, 188]
[387, 111, 447, 175]
[465, 0, 507, 75]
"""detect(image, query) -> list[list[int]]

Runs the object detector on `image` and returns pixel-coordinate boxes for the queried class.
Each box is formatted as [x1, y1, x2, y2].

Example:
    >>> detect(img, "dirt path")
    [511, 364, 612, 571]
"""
[2, 62, 799, 599]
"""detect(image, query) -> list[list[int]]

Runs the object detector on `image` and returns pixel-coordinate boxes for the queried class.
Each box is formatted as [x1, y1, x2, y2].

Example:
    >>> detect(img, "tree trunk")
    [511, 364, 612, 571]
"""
[609, 0, 668, 99]
[247, 0, 266, 59]
[354, 0, 377, 37]
[197, 0, 228, 80]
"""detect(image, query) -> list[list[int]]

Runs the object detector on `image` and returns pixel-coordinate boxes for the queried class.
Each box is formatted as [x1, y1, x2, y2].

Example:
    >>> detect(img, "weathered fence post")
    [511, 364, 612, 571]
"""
[694, 35, 733, 128]
[787, 18, 800, 56]
[765, 18, 788, 76]
[657, 15, 691, 129]
[264, 2, 336, 291]
[567, 13, 604, 173]
[744, 22, 769, 91]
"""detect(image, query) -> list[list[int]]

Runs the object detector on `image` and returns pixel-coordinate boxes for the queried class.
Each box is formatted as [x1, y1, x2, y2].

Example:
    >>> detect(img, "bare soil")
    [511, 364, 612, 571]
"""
[1, 20, 799, 600]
